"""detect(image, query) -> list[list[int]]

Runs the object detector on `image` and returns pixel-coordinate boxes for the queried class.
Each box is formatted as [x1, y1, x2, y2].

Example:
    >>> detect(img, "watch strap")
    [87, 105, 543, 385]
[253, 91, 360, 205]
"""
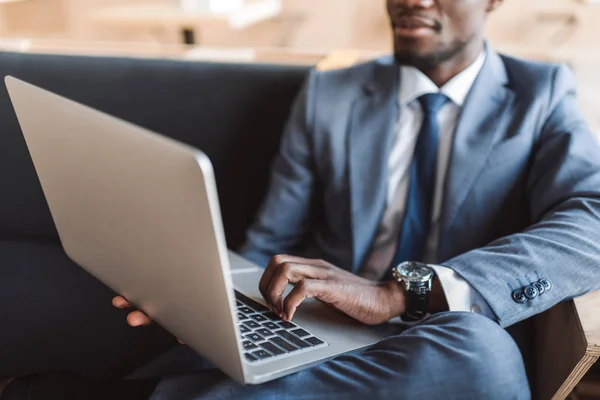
[402, 289, 429, 321]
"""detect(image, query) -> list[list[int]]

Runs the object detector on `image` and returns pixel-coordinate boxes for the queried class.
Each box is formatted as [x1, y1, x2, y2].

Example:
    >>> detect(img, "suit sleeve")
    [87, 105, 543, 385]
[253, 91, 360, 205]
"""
[238, 70, 319, 267]
[443, 65, 600, 327]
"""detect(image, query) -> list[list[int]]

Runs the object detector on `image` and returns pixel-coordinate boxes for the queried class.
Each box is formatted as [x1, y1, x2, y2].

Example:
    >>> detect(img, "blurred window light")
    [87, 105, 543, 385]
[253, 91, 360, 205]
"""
[178, 0, 245, 13]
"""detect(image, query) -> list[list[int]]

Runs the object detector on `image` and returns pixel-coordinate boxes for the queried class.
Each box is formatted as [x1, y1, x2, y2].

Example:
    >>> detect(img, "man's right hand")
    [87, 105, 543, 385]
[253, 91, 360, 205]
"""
[112, 296, 152, 327]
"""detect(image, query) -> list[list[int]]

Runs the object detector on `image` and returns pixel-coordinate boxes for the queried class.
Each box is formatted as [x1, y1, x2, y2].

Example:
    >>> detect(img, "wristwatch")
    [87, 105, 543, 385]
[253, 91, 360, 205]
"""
[392, 261, 435, 322]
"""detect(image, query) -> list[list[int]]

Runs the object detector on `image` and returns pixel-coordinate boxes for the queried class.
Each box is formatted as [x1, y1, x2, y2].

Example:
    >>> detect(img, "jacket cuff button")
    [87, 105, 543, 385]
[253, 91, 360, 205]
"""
[532, 281, 545, 295]
[512, 289, 528, 304]
[524, 285, 539, 300]
[540, 278, 552, 291]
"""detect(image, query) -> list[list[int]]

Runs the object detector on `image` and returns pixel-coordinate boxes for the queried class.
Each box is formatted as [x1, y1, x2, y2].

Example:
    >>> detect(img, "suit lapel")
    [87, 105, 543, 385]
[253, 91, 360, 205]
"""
[348, 59, 399, 272]
[439, 49, 516, 250]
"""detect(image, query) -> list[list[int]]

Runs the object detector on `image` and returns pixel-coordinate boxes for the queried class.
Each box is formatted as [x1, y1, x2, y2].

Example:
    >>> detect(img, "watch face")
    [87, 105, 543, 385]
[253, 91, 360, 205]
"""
[394, 262, 434, 283]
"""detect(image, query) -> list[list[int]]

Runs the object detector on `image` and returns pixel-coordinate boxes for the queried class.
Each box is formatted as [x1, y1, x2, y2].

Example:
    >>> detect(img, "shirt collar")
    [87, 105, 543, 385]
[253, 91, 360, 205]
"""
[399, 51, 486, 107]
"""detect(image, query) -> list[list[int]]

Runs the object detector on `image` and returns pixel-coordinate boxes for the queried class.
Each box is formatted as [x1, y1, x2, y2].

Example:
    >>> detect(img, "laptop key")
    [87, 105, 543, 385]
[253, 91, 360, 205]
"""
[263, 312, 281, 321]
[239, 307, 254, 314]
[236, 301, 243, 307]
[263, 322, 279, 330]
[251, 350, 273, 360]
[244, 321, 261, 329]
[291, 328, 310, 338]
[260, 342, 285, 356]
[305, 337, 325, 346]
[245, 353, 257, 362]
[275, 330, 310, 348]
[239, 325, 251, 333]
[246, 333, 265, 342]
[235, 291, 269, 312]
[271, 337, 299, 353]
[278, 321, 297, 330]
[242, 341, 258, 350]
[256, 328, 275, 337]
[250, 314, 268, 322]
[237, 313, 249, 321]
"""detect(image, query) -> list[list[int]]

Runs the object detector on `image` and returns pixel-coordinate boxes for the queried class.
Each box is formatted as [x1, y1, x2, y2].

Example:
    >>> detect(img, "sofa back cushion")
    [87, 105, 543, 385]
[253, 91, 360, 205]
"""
[0, 51, 309, 249]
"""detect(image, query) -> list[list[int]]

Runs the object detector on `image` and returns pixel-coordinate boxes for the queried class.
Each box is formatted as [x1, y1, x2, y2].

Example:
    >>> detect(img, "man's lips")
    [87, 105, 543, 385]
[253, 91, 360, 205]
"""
[392, 15, 440, 37]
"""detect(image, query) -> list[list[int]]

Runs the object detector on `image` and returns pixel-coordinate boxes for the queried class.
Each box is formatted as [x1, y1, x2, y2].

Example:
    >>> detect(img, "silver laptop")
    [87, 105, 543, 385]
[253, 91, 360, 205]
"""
[5, 76, 385, 385]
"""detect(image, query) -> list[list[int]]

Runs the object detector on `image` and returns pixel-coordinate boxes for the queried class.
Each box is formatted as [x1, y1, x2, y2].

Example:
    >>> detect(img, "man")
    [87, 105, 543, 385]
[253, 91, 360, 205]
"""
[112, 0, 600, 398]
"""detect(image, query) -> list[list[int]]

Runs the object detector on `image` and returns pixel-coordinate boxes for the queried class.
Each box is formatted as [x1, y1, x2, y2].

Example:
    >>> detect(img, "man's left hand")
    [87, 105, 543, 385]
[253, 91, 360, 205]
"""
[259, 255, 406, 325]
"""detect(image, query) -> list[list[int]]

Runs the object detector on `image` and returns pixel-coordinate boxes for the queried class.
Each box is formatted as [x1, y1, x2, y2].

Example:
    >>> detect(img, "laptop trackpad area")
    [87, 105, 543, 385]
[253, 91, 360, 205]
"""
[228, 251, 294, 301]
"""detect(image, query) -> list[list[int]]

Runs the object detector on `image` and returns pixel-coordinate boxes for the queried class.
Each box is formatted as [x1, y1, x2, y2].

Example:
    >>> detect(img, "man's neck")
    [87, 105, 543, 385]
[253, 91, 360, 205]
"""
[419, 39, 485, 88]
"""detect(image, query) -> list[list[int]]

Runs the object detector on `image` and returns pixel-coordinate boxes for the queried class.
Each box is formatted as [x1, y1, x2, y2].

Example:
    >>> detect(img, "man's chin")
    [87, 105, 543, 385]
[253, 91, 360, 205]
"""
[394, 37, 478, 70]
[394, 50, 441, 69]
[394, 42, 468, 70]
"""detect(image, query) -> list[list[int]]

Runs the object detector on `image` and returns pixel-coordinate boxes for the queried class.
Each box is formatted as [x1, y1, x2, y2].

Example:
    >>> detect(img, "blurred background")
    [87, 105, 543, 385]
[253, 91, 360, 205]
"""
[0, 0, 597, 130]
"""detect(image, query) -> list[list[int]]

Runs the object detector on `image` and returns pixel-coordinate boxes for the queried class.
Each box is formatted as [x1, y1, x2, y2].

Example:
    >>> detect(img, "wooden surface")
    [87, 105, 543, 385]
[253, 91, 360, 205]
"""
[89, 0, 282, 30]
[575, 291, 600, 357]
[0, 38, 329, 66]
[534, 291, 600, 400]
[0, 0, 596, 50]
[555, 355, 599, 400]
[1, 0, 600, 64]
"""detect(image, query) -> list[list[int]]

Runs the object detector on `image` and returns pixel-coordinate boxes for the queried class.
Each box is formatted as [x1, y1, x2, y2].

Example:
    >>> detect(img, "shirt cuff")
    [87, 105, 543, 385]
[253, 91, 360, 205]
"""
[430, 265, 496, 320]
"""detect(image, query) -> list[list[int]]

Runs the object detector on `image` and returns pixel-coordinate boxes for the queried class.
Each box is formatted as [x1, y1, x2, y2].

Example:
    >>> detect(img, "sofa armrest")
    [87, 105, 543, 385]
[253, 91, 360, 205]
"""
[533, 290, 600, 400]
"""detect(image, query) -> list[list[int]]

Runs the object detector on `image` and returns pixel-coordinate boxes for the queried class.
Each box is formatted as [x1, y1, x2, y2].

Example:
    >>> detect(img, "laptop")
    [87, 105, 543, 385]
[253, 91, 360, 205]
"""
[5, 76, 386, 385]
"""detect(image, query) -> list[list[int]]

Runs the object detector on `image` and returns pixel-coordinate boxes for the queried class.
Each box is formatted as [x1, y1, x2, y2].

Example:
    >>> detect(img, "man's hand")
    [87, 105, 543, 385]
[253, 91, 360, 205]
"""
[113, 296, 185, 343]
[112, 296, 152, 326]
[112, 255, 451, 328]
[259, 255, 406, 325]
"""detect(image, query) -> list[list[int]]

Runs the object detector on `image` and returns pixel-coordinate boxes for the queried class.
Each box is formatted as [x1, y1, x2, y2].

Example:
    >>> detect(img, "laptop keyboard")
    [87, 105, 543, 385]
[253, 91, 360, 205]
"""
[235, 291, 327, 363]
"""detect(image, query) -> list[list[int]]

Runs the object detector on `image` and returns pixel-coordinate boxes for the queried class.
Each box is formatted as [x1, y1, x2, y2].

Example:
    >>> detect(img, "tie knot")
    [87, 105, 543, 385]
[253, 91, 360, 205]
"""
[418, 93, 449, 116]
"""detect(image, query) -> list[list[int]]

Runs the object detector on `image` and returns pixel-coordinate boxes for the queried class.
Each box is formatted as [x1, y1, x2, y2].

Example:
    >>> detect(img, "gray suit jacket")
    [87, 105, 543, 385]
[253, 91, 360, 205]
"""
[240, 48, 600, 328]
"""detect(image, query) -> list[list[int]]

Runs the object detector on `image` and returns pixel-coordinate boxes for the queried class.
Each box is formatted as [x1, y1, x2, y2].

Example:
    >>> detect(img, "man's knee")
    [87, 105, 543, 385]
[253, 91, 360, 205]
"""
[416, 312, 530, 399]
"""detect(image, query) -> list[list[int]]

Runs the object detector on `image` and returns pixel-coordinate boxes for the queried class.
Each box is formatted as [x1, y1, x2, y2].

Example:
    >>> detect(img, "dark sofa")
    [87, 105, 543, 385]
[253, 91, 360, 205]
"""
[0, 50, 309, 379]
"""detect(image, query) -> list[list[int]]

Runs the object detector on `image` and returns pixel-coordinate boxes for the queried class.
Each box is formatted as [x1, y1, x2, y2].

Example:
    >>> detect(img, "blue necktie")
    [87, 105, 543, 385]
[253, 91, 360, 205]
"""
[389, 93, 449, 270]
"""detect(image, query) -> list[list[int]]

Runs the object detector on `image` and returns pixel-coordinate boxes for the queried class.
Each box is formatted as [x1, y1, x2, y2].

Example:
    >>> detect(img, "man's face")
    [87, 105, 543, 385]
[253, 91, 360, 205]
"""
[387, 0, 497, 68]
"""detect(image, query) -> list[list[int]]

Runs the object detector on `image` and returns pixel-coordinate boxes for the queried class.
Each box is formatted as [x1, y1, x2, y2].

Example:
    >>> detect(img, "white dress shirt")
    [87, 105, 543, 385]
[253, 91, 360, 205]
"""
[361, 51, 494, 319]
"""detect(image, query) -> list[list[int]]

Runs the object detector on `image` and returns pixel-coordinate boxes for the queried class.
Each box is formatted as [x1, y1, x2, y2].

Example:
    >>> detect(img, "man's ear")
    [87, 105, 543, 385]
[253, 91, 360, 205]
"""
[487, 0, 504, 13]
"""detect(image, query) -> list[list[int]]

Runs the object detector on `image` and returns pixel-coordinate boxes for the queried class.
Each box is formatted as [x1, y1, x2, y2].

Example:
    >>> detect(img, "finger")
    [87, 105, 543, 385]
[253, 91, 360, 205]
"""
[259, 255, 287, 300]
[259, 255, 301, 298]
[282, 279, 330, 321]
[126, 310, 152, 327]
[259, 255, 324, 300]
[265, 263, 328, 314]
[112, 296, 132, 309]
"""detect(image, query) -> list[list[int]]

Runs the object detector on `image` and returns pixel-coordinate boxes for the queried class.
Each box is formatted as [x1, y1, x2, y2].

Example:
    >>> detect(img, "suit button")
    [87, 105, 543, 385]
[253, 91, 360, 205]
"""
[540, 279, 552, 291]
[512, 289, 528, 304]
[533, 281, 545, 295]
[524, 285, 539, 299]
